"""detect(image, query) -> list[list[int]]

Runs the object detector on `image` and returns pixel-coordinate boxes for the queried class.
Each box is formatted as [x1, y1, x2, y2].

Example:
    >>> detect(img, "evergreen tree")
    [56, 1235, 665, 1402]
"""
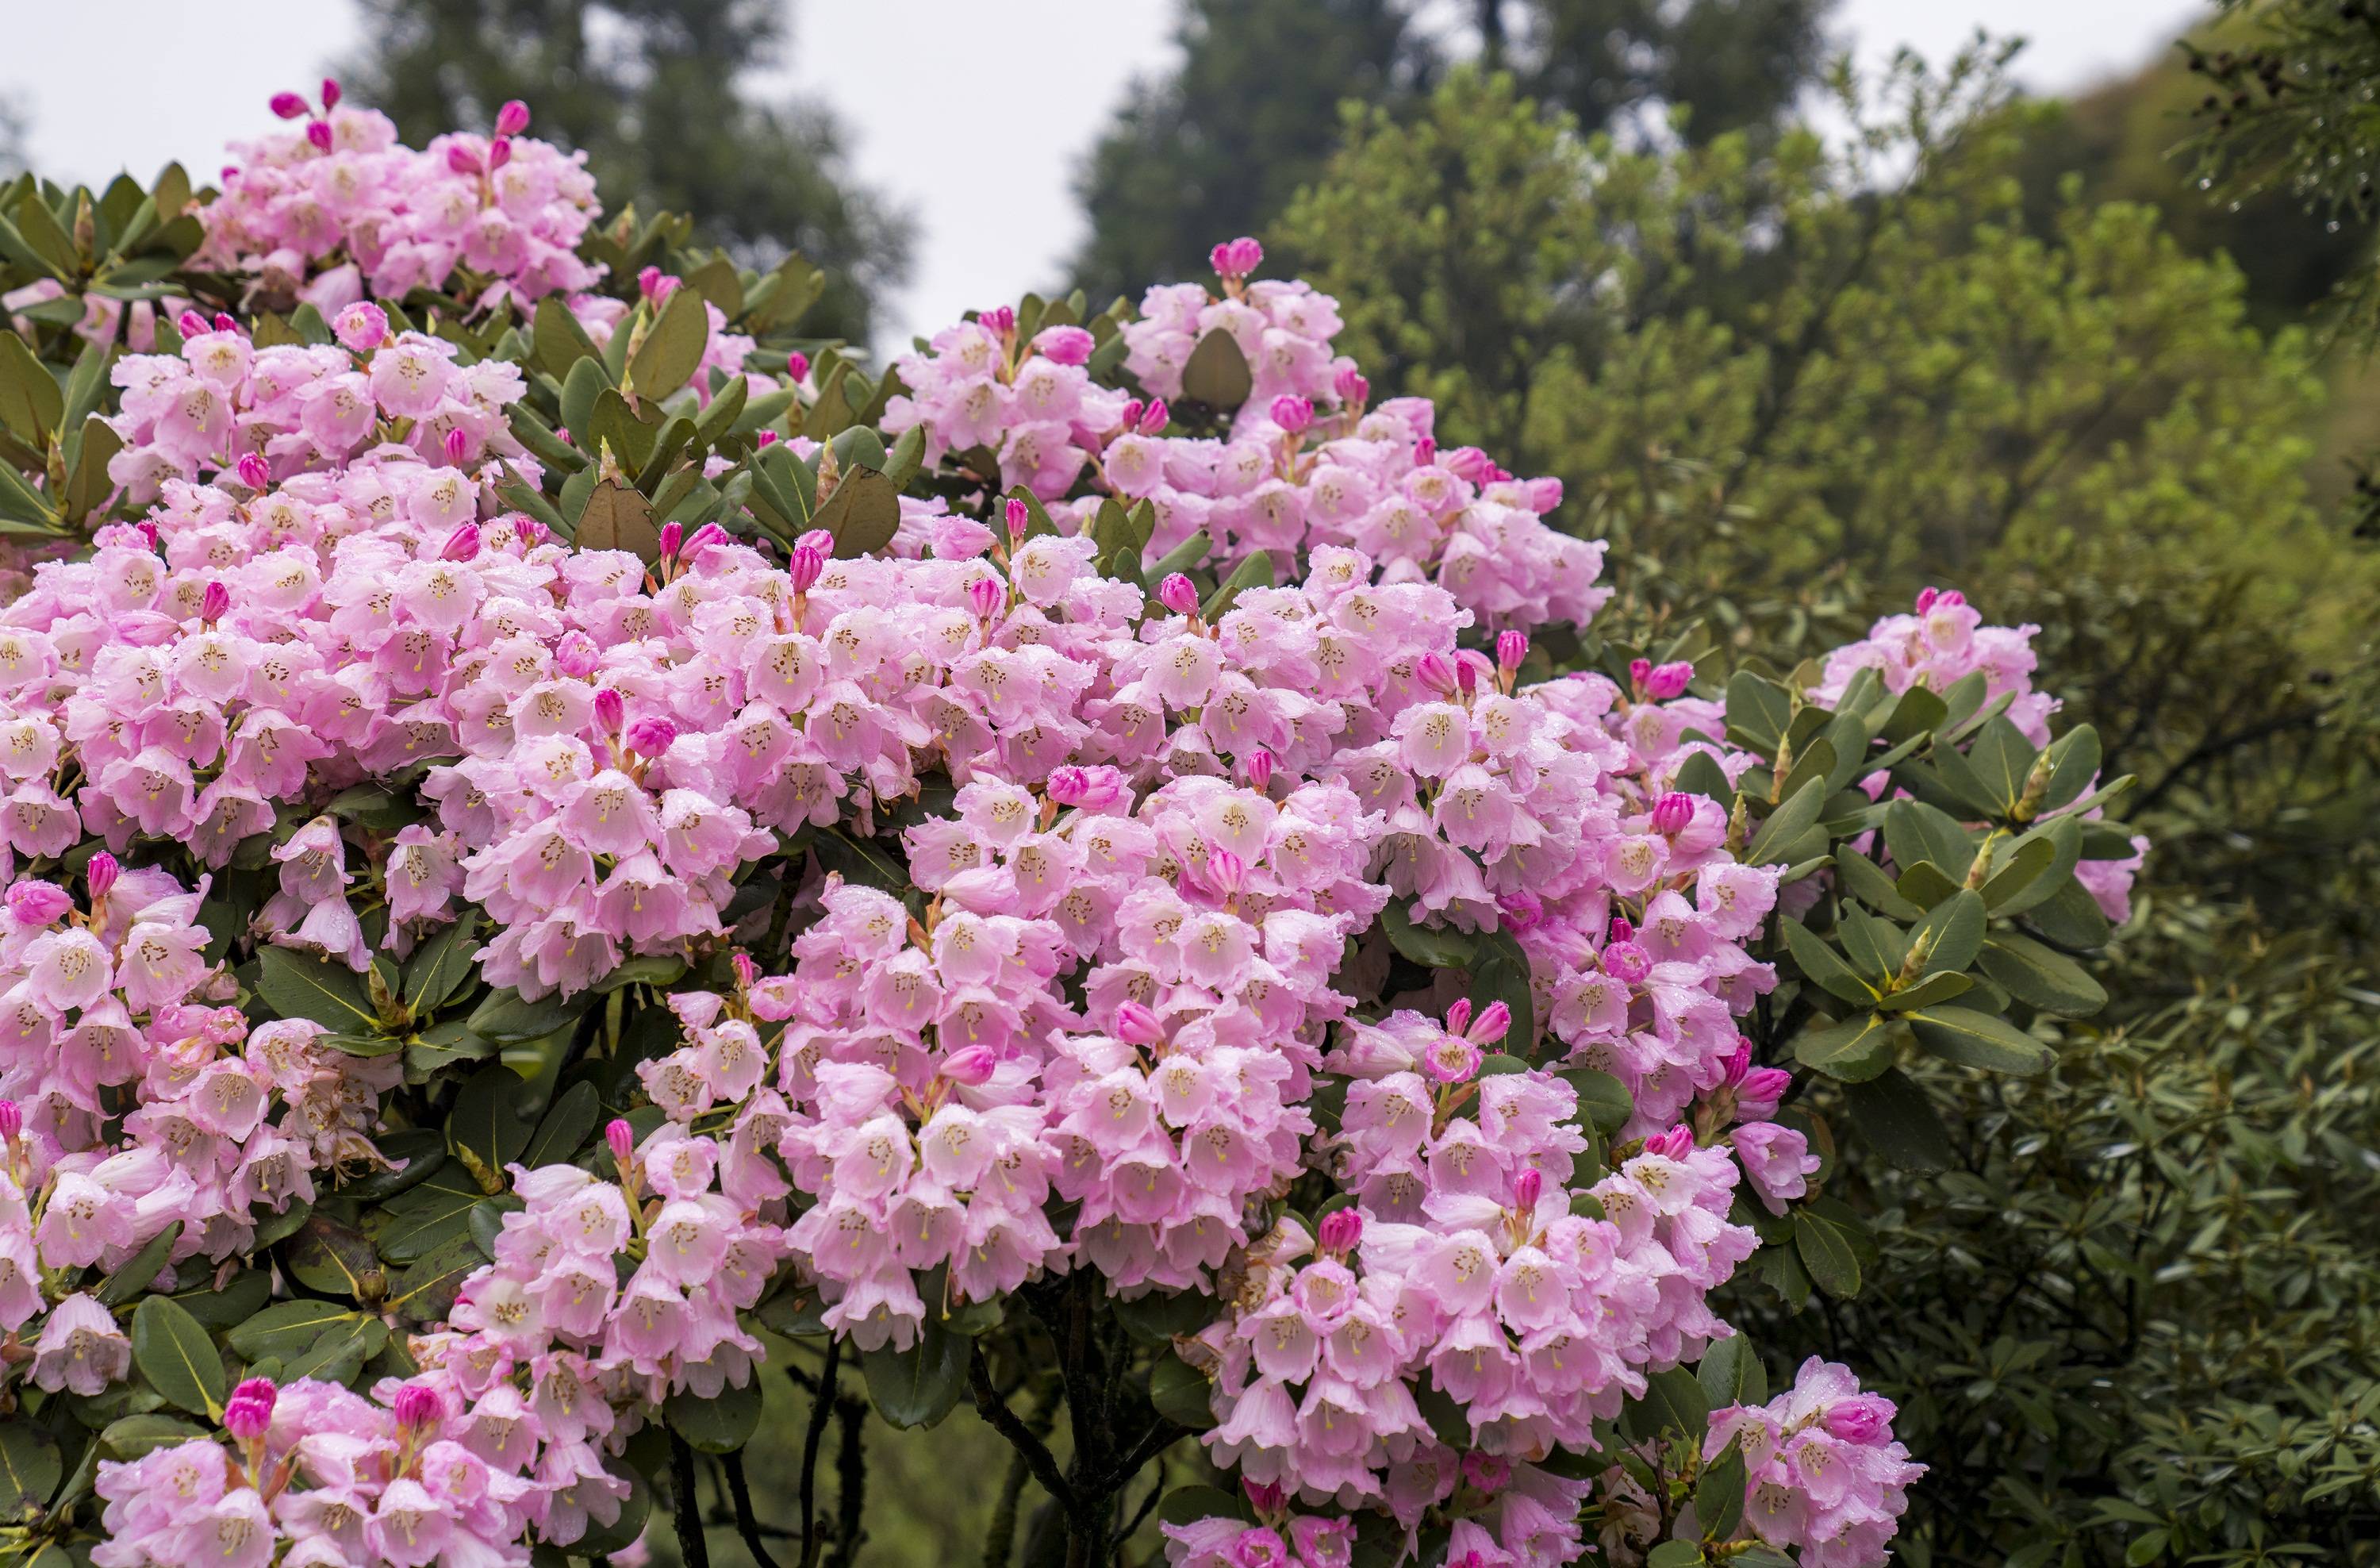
[340, 0, 908, 342]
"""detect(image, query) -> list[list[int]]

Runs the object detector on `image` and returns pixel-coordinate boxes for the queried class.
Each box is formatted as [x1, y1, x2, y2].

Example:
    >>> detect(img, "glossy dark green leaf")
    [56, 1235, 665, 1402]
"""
[1744, 778, 1827, 867]
[448, 1063, 537, 1180]
[1724, 671, 1792, 759]
[1381, 900, 1477, 968]
[466, 987, 582, 1046]
[1794, 1209, 1863, 1298]
[402, 910, 481, 1015]
[1695, 1438, 1748, 1540]
[1560, 1068, 1633, 1136]
[628, 286, 711, 402]
[1620, 1366, 1710, 1443]
[1180, 329, 1253, 407]
[1907, 1005, 2053, 1074]
[98, 1413, 204, 1461]
[95, 1220, 181, 1305]
[1780, 919, 1876, 1005]
[1978, 931, 2109, 1017]
[1200, 548, 1274, 621]
[1843, 1068, 1952, 1173]
[132, 1295, 225, 1417]
[0, 1423, 60, 1512]
[1884, 799, 1972, 882]
[1794, 1013, 1897, 1082]
[227, 1299, 370, 1363]
[255, 947, 379, 1035]
[860, 1314, 969, 1429]
[1697, 1334, 1769, 1410]
[664, 1378, 766, 1454]
[1150, 1351, 1219, 1431]
[1906, 888, 1986, 975]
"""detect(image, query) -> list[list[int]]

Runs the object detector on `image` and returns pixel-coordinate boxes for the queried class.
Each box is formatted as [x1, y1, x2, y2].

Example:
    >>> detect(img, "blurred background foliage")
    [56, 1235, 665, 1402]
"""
[322, 1, 2378, 1562]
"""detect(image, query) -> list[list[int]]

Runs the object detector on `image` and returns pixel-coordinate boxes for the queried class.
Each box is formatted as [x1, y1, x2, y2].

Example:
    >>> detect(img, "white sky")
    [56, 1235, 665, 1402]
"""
[5, 0, 2200, 349]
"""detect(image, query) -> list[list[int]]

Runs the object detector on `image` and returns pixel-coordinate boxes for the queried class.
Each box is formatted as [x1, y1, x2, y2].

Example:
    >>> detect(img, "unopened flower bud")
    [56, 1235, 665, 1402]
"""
[440, 521, 482, 562]
[1242, 1478, 1287, 1516]
[1334, 367, 1369, 408]
[1269, 395, 1313, 436]
[656, 521, 684, 561]
[637, 266, 663, 301]
[178, 309, 209, 339]
[1737, 1067, 1791, 1121]
[1609, 915, 1634, 943]
[683, 522, 730, 561]
[939, 1045, 998, 1086]
[1206, 847, 1246, 897]
[1245, 749, 1273, 793]
[1468, 1000, 1511, 1046]
[1119, 398, 1144, 433]
[1414, 651, 1459, 696]
[785, 351, 810, 383]
[1646, 660, 1693, 701]
[234, 452, 271, 491]
[789, 544, 826, 596]
[224, 1377, 277, 1439]
[967, 574, 1004, 620]
[86, 852, 118, 903]
[443, 427, 470, 466]
[199, 579, 231, 625]
[1496, 630, 1527, 676]
[1138, 398, 1169, 434]
[1033, 325, 1093, 366]
[6, 881, 70, 926]
[0, 1101, 21, 1143]
[270, 91, 309, 121]
[1413, 436, 1436, 466]
[1511, 1169, 1543, 1211]
[625, 716, 678, 757]
[1113, 1001, 1165, 1047]
[321, 78, 341, 111]
[306, 118, 335, 152]
[1650, 792, 1693, 836]
[1158, 573, 1199, 617]
[1316, 1206, 1364, 1255]
[1047, 764, 1123, 809]
[488, 138, 512, 172]
[213, 313, 240, 336]
[1601, 940, 1652, 986]
[1496, 890, 1544, 932]
[333, 301, 387, 353]
[756, 430, 779, 448]
[606, 1118, 636, 1166]
[444, 142, 480, 175]
[592, 688, 625, 735]
[494, 98, 531, 136]
[1004, 498, 1029, 544]
[390, 1383, 444, 1432]
[1445, 997, 1474, 1037]
[1823, 1393, 1895, 1445]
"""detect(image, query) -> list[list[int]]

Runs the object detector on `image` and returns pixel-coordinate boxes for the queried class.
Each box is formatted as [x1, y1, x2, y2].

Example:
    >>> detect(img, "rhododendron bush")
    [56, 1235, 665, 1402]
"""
[0, 85, 2144, 1568]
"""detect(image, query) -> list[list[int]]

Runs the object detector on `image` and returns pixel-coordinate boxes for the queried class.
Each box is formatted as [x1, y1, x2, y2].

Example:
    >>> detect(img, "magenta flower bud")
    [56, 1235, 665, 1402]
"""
[1118, 398, 1144, 432]
[1445, 997, 1474, 1037]
[1646, 660, 1694, 701]
[1650, 791, 1693, 836]
[234, 452, 270, 491]
[213, 313, 240, 335]
[321, 77, 342, 111]
[1316, 1206, 1363, 1256]
[1650, 1124, 1695, 1158]
[683, 523, 731, 562]
[1244, 749, 1273, 793]
[786, 351, 811, 382]
[1442, 446, 1492, 484]
[981, 305, 1016, 337]
[967, 575, 1004, 621]
[1722, 1037, 1752, 1086]
[0, 1101, 21, 1143]
[1496, 890, 1544, 932]
[513, 517, 550, 548]
[1242, 1478, 1286, 1517]
[177, 309, 209, 339]
[1209, 240, 1238, 277]
[390, 1383, 443, 1432]
[637, 265, 664, 301]
[1496, 630, 1527, 675]
[731, 951, 758, 991]
[224, 1377, 277, 1439]
[1004, 498, 1029, 543]
[1609, 915, 1635, 943]
[592, 687, 625, 734]
[440, 521, 482, 562]
[656, 521, 684, 562]
[1048, 764, 1123, 810]
[1914, 586, 1939, 613]
[1113, 1001, 1164, 1048]
[1268, 395, 1313, 436]
[442, 427, 470, 467]
[1334, 367, 1370, 408]
[1157, 573, 1199, 617]
[444, 142, 479, 176]
[488, 138, 512, 172]
[1138, 398, 1169, 434]
[1511, 1169, 1543, 1212]
[756, 430, 780, 448]
[1823, 1393, 1894, 1445]
[307, 121, 335, 152]
[199, 579, 230, 625]
[939, 1045, 998, 1086]
[605, 1118, 636, 1166]
[270, 91, 309, 121]
[6, 881, 70, 926]
[1601, 940, 1652, 986]
[333, 301, 388, 353]
[1229, 236, 1264, 276]
[1468, 1000, 1511, 1046]
[555, 630, 600, 678]
[1626, 657, 1653, 694]
[1414, 651, 1458, 695]
[1455, 657, 1479, 696]
[495, 98, 531, 136]
[789, 544, 826, 595]
[86, 852, 119, 903]
[1414, 436, 1437, 467]
[624, 715, 678, 758]
[1034, 325, 1094, 367]
[797, 528, 835, 556]
[1737, 1067, 1791, 1121]
[1206, 847, 1245, 897]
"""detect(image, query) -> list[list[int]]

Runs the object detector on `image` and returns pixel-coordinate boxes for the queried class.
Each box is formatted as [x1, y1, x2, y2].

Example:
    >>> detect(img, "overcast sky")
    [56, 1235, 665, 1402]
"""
[4, 0, 2199, 348]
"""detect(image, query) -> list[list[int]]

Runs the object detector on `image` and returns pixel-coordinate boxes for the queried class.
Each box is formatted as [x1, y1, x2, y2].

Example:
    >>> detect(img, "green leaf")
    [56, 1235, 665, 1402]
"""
[1150, 1351, 1219, 1430]
[860, 1316, 969, 1429]
[1994, 815, 2084, 917]
[0, 330, 62, 444]
[1148, 529, 1212, 582]
[2025, 874, 2114, 948]
[520, 1081, 601, 1170]
[1875, 970, 1972, 1012]
[167, 1268, 271, 1331]
[1180, 329, 1253, 407]
[466, 986, 582, 1046]
[406, 1020, 497, 1077]
[628, 286, 711, 402]
[1906, 1005, 2052, 1074]
[402, 910, 481, 1015]
[1884, 799, 1971, 881]
[2036, 724, 2102, 816]
[814, 464, 900, 558]
[1694, 1439, 1747, 1540]
[1381, 900, 1477, 968]
[1794, 1013, 1897, 1082]
[132, 1295, 225, 1417]
[1905, 887, 1985, 975]
[1724, 671, 1792, 759]
[1779, 920, 1876, 1005]
[664, 1378, 766, 1454]
[226, 1299, 371, 1362]
[1697, 1335, 1768, 1410]
[883, 421, 927, 489]
[1468, 929, 1536, 1055]
[576, 477, 662, 561]
[1620, 1366, 1710, 1443]
[1836, 851, 1921, 920]
[1793, 1209, 1862, 1298]
[95, 1220, 181, 1306]
[1560, 1068, 1633, 1136]
[286, 1213, 384, 1299]
[1843, 1068, 1952, 1173]
[1744, 778, 1826, 867]
[1979, 831, 2056, 910]
[280, 1312, 387, 1385]
[1157, 1486, 1248, 1529]
[559, 354, 611, 443]
[98, 1413, 204, 1461]
[1200, 548, 1274, 620]
[0, 1423, 60, 1513]
[1978, 932, 2108, 1017]
[532, 296, 601, 378]
[377, 1163, 483, 1262]
[1647, 1543, 1705, 1568]
[448, 1063, 537, 1179]
[1964, 715, 2038, 815]
[255, 946, 380, 1035]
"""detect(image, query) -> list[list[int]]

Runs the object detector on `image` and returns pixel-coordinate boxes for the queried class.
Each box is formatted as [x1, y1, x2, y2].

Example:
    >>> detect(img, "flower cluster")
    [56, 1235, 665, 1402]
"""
[195, 86, 602, 316]
[1704, 1359, 1925, 1567]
